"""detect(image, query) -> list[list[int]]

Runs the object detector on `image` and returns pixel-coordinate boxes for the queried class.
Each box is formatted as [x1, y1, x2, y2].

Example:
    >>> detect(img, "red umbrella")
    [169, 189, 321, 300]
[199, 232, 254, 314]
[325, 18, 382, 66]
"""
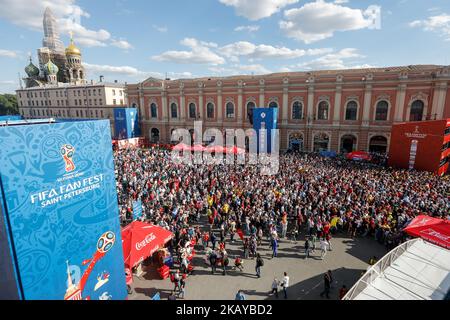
[346, 151, 372, 161]
[191, 144, 206, 152]
[122, 221, 174, 269]
[172, 143, 190, 151]
[403, 215, 450, 249]
[205, 145, 226, 153]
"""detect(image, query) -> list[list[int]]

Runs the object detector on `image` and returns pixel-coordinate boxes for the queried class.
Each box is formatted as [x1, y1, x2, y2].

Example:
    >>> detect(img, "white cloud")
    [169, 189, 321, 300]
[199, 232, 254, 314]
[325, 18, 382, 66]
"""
[153, 25, 168, 33]
[293, 48, 374, 70]
[234, 64, 271, 74]
[220, 41, 332, 60]
[409, 14, 450, 41]
[219, 0, 299, 20]
[334, 0, 349, 4]
[84, 63, 150, 77]
[152, 38, 225, 65]
[234, 25, 260, 32]
[111, 39, 133, 50]
[280, 0, 376, 43]
[0, 0, 131, 49]
[0, 49, 18, 58]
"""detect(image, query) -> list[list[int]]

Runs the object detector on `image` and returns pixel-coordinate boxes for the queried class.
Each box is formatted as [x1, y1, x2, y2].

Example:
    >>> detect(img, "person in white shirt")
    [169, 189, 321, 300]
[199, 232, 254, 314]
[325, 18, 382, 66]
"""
[271, 278, 279, 298]
[281, 272, 289, 299]
[320, 239, 329, 260]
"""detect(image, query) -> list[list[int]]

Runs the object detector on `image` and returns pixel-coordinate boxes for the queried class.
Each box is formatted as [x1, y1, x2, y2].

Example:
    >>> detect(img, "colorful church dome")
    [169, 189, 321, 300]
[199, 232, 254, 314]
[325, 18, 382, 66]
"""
[45, 59, 59, 75]
[25, 58, 40, 77]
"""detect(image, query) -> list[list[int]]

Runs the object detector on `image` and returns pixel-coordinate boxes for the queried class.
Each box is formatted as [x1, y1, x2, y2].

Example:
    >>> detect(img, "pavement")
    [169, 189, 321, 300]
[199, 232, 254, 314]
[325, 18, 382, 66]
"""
[129, 226, 387, 301]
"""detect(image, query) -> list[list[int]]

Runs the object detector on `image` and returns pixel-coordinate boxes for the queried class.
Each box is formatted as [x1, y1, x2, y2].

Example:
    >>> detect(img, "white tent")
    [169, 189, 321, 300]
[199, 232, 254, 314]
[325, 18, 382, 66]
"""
[344, 238, 450, 300]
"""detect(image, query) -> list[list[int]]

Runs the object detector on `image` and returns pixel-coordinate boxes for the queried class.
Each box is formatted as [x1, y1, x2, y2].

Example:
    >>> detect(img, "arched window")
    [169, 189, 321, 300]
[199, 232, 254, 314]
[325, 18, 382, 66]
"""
[317, 101, 329, 120]
[340, 135, 357, 153]
[131, 103, 137, 109]
[313, 133, 329, 152]
[150, 103, 157, 118]
[207, 102, 214, 119]
[269, 101, 278, 108]
[189, 103, 196, 119]
[292, 101, 303, 120]
[375, 100, 389, 121]
[150, 128, 160, 143]
[410, 100, 424, 121]
[247, 101, 255, 124]
[226, 102, 235, 118]
[171, 103, 178, 118]
[345, 101, 358, 121]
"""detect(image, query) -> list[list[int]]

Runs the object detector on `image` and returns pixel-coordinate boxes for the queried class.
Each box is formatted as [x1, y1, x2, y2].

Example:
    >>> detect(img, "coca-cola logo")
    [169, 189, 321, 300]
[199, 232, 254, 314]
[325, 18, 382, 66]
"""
[420, 228, 450, 244]
[136, 233, 156, 251]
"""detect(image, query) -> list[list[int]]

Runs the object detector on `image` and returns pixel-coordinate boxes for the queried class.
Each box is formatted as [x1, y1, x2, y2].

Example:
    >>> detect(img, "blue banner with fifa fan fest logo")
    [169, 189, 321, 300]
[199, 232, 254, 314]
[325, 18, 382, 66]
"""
[0, 119, 127, 300]
[113, 108, 140, 140]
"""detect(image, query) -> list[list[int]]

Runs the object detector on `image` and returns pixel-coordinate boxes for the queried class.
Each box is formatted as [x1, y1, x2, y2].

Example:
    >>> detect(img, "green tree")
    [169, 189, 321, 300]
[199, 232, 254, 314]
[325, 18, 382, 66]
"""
[0, 94, 19, 115]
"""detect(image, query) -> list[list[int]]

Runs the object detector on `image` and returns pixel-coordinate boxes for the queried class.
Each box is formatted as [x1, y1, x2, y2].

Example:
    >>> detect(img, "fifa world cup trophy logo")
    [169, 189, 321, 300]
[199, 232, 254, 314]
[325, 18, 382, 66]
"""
[61, 144, 76, 172]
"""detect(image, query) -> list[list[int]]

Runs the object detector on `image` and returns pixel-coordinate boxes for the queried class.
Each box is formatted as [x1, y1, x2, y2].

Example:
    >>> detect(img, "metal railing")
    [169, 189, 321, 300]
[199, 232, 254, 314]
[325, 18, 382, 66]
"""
[343, 238, 419, 300]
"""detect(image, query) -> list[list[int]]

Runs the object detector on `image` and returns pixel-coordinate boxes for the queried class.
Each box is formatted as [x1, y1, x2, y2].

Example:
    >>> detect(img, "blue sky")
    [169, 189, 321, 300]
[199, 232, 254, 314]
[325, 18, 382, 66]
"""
[1, 0, 450, 93]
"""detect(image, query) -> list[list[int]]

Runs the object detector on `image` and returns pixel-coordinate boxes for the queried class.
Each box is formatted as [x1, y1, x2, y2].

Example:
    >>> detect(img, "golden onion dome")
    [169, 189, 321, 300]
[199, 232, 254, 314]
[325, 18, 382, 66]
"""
[65, 33, 81, 56]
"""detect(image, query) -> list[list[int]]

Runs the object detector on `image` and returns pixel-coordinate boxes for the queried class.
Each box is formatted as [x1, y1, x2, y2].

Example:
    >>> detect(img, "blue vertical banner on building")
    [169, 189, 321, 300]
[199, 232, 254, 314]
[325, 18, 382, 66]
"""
[113, 108, 140, 140]
[253, 108, 278, 153]
[0, 120, 127, 300]
[132, 200, 143, 221]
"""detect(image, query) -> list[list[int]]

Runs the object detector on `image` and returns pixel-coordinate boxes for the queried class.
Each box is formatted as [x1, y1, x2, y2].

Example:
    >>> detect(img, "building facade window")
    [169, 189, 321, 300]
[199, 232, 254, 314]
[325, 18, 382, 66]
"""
[150, 103, 158, 118]
[292, 101, 303, 120]
[226, 102, 235, 118]
[113, 99, 117, 105]
[269, 101, 278, 108]
[189, 103, 196, 119]
[317, 101, 329, 120]
[171, 103, 178, 118]
[375, 100, 389, 121]
[345, 101, 358, 121]
[313, 133, 330, 152]
[207, 102, 214, 119]
[247, 101, 255, 124]
[410, 100, 424, 121]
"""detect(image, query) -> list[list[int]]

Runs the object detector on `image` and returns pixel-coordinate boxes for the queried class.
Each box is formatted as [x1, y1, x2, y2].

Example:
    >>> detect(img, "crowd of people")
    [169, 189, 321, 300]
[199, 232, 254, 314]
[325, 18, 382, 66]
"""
[114, 146, 450, 299]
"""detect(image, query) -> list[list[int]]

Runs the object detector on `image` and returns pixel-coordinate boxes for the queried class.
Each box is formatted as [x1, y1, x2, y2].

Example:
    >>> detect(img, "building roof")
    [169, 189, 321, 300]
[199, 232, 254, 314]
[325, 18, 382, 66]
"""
[140, 64, 447, 84]
[17, 81, 126, 91]
[344, 238, 450, 300]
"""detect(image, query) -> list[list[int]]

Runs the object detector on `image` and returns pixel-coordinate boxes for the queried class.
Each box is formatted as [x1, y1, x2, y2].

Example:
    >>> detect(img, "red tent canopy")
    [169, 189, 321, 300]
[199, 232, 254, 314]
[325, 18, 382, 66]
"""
[403, 215, 450, 249]
[122, 221, 174, 269]
[346, 151, 372, 161]
[205, 145, 226, 153]
[172, 143, 190, 151]
[191, 144, 206, 152]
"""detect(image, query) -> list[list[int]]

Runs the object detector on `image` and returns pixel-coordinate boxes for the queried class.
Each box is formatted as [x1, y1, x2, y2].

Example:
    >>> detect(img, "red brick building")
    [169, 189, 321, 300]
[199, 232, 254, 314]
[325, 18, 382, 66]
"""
[126, 65, 450, 152]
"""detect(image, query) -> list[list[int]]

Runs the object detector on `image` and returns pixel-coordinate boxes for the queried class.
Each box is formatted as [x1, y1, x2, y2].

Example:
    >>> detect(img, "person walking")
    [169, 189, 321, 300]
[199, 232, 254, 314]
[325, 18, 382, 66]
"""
[235, 290, 246, 300]
[320, 271, 331, 299]
[221, 251, 229, 275]
[271, 236, 278, 258]
[210, 231, 217, 250]
[255, 253, 264, 278]
[320, 239, 329, 260]
[209, 250, 217, 274]
[281, 272, 289, 299]
[271, 278, 279, 298]
[304, 237, 310, 259]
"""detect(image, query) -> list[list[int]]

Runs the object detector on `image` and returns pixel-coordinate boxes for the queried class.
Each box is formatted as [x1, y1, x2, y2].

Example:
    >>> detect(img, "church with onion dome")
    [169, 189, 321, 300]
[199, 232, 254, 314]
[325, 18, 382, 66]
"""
[23, 7, 86, 88]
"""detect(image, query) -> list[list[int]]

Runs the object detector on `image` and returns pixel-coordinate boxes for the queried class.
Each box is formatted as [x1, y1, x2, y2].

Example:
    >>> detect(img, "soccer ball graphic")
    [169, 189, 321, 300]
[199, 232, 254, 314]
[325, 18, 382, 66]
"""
[97, 231, 115, 253]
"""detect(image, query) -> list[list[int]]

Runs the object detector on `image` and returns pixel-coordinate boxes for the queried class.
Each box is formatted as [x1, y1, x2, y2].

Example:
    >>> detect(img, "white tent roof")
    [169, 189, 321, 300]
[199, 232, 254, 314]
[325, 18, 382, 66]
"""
[345, 239, 450, 300]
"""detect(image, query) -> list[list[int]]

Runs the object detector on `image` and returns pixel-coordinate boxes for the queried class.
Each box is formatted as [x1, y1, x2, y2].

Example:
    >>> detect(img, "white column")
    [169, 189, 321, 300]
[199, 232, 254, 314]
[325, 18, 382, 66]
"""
[333, 85, 342, 125]
[161, 91, 168, 121]
[362, 84, 372, 126]
[238, 88, 243, 123]
[259, 88, 265, 108]
[431, 82, 448, 120]
[282, 87, 289, 124]
[394, 84, 407, 122]
[180, 91, 185, 121]
[217, 90, 223, 121]
[198, 91, 204, 120]
[307, 85, 314, 119]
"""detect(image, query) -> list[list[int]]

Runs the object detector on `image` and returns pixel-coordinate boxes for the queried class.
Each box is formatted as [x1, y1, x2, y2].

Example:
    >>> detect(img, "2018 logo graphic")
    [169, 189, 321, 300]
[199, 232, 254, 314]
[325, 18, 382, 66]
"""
[60, 144, 76, 172]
